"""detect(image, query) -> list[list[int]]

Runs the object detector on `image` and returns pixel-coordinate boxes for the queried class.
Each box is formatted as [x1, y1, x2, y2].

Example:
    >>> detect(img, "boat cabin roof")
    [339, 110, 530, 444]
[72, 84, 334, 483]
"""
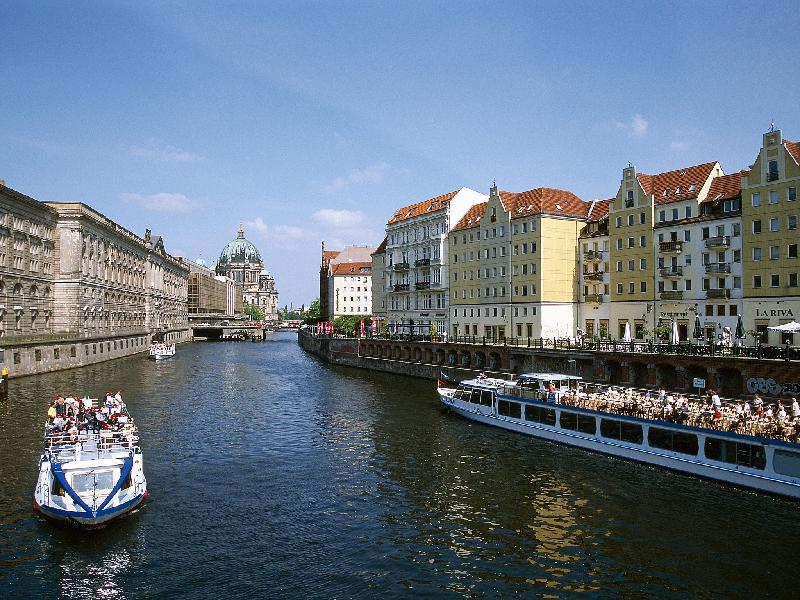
[517, 373, 582, 384]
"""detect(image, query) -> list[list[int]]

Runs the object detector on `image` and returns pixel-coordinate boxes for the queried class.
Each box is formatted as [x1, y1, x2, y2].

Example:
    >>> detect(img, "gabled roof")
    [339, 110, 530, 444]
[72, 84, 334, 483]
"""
[371, 237, 387, 255]
[498, 188, 588, 219]
[323, 250, 340, 262]
[705, 170, 747, 203]
[637, 161, 717, 205]
[331, 261, 372, 275]
[388, 189, 460, 224]
[587, 198, 612, 221]
[784, 140, 800, 165]
[453, 201, 487, 231]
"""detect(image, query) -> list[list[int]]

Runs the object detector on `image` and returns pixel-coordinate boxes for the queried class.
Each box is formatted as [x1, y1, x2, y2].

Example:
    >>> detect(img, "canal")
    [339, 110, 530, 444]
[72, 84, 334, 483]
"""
[0, 331, 794, 597]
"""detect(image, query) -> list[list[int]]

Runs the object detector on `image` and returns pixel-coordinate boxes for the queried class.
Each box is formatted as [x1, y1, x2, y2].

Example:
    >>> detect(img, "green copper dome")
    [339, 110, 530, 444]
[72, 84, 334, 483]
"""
[216, 226, 262, 270]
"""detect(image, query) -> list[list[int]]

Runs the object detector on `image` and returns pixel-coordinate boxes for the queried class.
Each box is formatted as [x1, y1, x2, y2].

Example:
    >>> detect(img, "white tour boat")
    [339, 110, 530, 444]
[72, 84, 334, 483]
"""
[34, 398, 148, 527]
[439, 373, 800, 499]
[148, 343, 175, 360]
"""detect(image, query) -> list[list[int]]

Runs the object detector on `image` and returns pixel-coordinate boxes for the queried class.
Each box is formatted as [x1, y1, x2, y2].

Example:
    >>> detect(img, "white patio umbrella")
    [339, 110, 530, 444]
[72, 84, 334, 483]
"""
[622, 321, 632, 343]
[671, 319, 681, 345]
[767, 321, 800, 333]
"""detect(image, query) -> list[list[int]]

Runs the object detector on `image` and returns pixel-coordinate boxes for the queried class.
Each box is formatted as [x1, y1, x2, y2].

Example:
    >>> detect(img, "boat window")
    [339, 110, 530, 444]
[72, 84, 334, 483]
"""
[470, 389, 481, 404]
[480, 390, 494, 407]
[773, 450, 800, 478]
[704, 438, 766, 470]
[498, 400, 521, 419]
[560, 411, 578, 430]
[71, 473, 95, 494]
[577, 415, 597, 434]
[95, 471, 115, 491]
[648, 427, 698, 455]
[52, 477, 66, 497]
[524, 405, 556, 426]
[600, 419, 642, 444]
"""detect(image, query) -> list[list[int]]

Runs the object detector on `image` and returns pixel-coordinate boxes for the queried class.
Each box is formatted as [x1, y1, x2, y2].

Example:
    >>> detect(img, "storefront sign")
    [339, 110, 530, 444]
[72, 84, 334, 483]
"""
[754, 308, 795, 317]
[659, 311, 689, 319]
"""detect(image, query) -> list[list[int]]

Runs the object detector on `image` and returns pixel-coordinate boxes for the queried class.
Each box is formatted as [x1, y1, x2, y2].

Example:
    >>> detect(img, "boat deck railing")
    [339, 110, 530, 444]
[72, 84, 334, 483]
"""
[467, 384, 800, 444]
[44, 430, 139, 464]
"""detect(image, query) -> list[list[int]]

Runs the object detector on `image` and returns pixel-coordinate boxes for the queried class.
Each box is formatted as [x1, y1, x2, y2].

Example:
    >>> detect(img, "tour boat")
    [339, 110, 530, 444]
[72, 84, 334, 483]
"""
[439, 373, 800, 499]
[148, 343, 175, 360]
[33, 401, 147, 527]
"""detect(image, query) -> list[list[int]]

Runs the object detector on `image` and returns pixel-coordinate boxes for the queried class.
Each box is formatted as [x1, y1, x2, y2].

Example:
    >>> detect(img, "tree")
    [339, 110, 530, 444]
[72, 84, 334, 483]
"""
[303, 298, 321, 324]
[244, 303, 265, 321]
[333, 315, 363, 335]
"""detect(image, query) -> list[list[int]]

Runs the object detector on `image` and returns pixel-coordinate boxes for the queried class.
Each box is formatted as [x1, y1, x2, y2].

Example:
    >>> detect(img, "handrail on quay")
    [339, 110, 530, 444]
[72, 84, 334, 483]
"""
[303, 329, 800, 362]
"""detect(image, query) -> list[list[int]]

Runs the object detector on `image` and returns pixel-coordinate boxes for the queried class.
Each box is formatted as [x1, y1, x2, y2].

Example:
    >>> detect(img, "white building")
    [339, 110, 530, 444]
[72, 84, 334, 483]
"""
[325, 245, 376, 317]
[384, 187, 487, 335]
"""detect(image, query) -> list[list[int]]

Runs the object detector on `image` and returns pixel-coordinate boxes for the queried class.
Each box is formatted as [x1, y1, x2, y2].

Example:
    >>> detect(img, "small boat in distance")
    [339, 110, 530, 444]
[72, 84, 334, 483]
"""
[439, 372, 800, 499]
[148, 343, 175, 360]
[34, 393, 148, 527]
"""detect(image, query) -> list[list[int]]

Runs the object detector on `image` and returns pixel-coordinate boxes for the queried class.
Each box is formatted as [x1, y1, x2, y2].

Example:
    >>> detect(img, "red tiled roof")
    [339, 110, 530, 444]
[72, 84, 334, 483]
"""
[323, 250, 340, 262]
[453, 202, 488, 231]
[387, 189, 460, 224]
[499, 188, 589, 219]
[331, 261, 372, 275]
[705, 170, 747, 203]
[637, 161, 718, 205]
[587, 198, 612, 221]
[784, 140, 800, 165]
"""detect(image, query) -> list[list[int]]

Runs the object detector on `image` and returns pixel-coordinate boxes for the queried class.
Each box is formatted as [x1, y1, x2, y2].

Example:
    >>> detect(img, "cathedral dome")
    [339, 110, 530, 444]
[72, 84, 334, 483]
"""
[217, 226, 262, 270]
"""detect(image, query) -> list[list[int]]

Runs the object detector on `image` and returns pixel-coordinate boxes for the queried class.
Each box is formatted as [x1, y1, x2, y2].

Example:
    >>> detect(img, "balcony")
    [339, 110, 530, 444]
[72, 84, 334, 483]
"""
[584, 250, 604, 262]
[705, 262, 731, 274]
[706, 288, 730, 299]
[583, 271, 604, 281]
[705, 235, 731, 249]
[660, 290, 684, 301]
[393, 283, 410, 292]
[659, 266, 683, 278]
[392, 262, 410, 271]
[659, 240, 683, 253]
[584, 293, 604, 303]
[415, 281, 431, 290]
[414, 258, 431, 267]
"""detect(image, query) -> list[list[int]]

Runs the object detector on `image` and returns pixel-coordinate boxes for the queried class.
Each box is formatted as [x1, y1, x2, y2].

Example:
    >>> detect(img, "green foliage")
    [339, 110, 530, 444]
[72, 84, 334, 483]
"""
[303, 298, 321, 324]
[333, 315, 366, 334]
[244, 303, 265, 321]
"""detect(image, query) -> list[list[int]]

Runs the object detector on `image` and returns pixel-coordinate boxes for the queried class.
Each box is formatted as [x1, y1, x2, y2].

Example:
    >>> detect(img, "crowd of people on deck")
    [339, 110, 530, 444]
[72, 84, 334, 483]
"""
[549, 385, 800, 443]
[46, 391, 136, 446]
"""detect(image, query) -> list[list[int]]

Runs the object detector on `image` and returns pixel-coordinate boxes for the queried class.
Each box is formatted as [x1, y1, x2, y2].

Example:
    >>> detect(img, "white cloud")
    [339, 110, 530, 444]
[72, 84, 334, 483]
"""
[324, 162, 394, 192]
[670, 140, 690, 151]
[121, 192, 197, 213]
[124, 141, 202, 162]
[244, 217, 269, 234]
[615, 114, 649, 138]
[311, 208, 366, 228]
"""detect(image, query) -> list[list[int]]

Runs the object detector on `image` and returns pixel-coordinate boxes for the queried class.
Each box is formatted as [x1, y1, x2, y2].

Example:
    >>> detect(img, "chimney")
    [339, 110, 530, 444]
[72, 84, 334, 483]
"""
[0, 179, 5, 187]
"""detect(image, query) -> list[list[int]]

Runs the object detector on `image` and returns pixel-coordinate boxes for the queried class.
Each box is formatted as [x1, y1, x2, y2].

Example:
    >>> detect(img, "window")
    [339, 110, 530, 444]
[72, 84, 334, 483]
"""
[773, 450, 800, 478]
[685, 206, 692, 218]
[640, 235, 646, 247]
[659, 210, 666, 222]
[497, 400, 521, 419]
[627, 214, 634, 226]
[752, 193, 761, 207]
[616, 216, 622, 228]
[753, 275, 762, 288]
[771, 274, 780, 287]
[770, 218, 779, 232]
[752, 220, 761, 234]
[525, 405, 556, 426]
[685, 279, 692, 291]
[684, 230, 691, 242]
[600, 419, 643, 444]
[627, 237, 634, 248]
[733, 249, 741, 263]
[616, 283, 623, 294]
[705, 305, 714, 316]
[640, 212, 646, 224]
[625, 190, 634, 208]
[640, 281, 647, 293]
[768, 160, 779, 181]
[769, 190, 779, 204]
[628, 260, 635, 271]
[616, 239, 622, 250]
[790, 273, 798, 288]
[628, 282, 635, 294]
[640, 258, 647, 269]
[704, 438, 765, 469]
[789, 216, 797, 230]
[616, 261, 623, 272]
[648, 427, 699, 455]
[672, 208, 679, 220]
[559, 411, 597, 434]
[789, 244, 798, 259]
[732, 223, 741, 237]
[753, 247, 762, 261]
[770, 246, 779, 260]
[789, 187, 797, 201]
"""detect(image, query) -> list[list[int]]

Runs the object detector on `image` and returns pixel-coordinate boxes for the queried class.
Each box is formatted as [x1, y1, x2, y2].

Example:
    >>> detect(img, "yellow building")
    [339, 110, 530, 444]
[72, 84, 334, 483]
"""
[449, 184, 587, 340]
[742, 128, 800, 344]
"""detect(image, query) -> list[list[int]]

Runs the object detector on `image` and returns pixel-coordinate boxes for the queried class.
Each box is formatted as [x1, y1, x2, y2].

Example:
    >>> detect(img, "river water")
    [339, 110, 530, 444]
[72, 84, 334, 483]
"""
[0, 332, 794, 598]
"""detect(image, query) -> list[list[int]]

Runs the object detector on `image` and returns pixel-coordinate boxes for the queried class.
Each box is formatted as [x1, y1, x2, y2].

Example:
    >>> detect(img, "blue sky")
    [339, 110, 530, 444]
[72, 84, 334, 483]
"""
[2, 1, 799, 306]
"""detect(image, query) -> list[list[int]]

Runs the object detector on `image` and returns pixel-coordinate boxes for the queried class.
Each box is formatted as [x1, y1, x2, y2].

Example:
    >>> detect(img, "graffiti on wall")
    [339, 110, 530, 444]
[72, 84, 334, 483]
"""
[746, 377, 800, 396]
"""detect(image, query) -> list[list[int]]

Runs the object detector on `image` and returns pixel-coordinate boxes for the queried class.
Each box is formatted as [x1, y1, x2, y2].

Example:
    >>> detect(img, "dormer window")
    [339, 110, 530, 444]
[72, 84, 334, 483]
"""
[688, 184, 697, 192]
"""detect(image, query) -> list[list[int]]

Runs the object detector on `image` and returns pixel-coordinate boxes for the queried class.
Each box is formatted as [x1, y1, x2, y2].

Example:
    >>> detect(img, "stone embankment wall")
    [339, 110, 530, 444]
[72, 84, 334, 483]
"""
[298, 330, 800, 399]
[1, 327, 190, 378]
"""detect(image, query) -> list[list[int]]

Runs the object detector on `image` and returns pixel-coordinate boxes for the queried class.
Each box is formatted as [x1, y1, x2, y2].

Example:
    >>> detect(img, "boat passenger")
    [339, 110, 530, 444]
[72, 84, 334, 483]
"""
[47, 404, 57, 420]
[753, 394, 764, 408]
[792, 398, 800, 419]
[711, 390, 722, 413]
[115, 390, 123, 405]
[55, 395, 66, 416]
[743, 400, 751, 416]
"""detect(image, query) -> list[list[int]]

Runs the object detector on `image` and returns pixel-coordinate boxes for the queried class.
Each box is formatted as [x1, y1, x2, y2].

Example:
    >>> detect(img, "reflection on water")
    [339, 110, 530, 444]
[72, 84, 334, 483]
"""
[0, 332, 795, 597]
